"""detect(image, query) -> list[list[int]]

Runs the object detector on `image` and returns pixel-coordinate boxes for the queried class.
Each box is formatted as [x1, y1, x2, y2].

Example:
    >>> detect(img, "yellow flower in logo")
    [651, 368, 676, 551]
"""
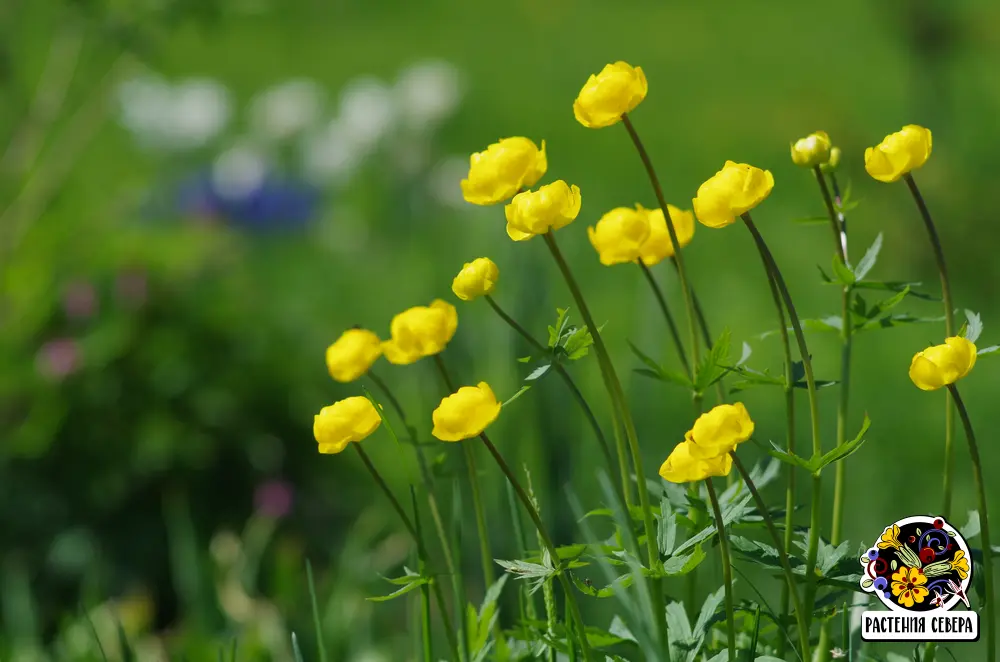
[890, 566, 929, 608]
[877, 524, 902, 549]
[950, 550, 970, 580]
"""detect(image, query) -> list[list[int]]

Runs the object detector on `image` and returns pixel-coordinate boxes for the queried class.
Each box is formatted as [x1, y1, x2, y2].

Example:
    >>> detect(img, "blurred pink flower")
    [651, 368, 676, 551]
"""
[115, 270, 148, 308]
[254, 479, 294, 519]
[36, 338, 81, 380]
[63, 281, 98, 320]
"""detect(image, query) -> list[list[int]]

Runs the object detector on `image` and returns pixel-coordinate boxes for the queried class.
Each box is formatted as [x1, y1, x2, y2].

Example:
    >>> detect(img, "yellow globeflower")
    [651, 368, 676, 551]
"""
[460, 137, 547, 205]
[692, 161, 775, 229]
[382, 299, 458, 365]
[637, 204, 695, 266]
[659, 440, 733, 483]
[790, 130, 832, 168]
[325, 328, 382, 383]
[685, 403, 755, 459]
[504, 180, 582, 241]
[864, 125, 932, 183]
[587, 206, 651, 266]
[452, 257, 499, 302]
[431, 382, 502, 442]
[313, 396, 381, 454]
[573, 61, 648, 129]
[820, 146, 842, 173]
[908, 336, 977, 391]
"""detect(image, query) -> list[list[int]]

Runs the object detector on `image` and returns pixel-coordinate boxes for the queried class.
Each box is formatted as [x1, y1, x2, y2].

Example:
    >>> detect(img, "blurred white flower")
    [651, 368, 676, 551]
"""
[338, 76, 397, 149]
[249, 78, 324, 142]
[117, 74, 231, 152]
[212, 142, 267, 200]
[300, 119, 364, 186]
[429, 155, 473, 209]
[394, 59, 462, 130]
[171, 78, 232, 149]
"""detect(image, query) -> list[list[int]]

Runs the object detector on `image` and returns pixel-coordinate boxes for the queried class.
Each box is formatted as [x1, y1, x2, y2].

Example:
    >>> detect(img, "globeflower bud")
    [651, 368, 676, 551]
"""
[451, 257, 499, 301]
[573, 61, 648, 129]
[692, 161, 775, 229]
[820, 146, 842, 173]
[864, 125, 932, 183]
[382, 299, 458, 365]
[790, 131, 832, 168]
[637, 204, 695, 266]
[431, 382, 502, 442]
[684, 402, 755, 459]
[504, 180, 582, 241]
[908, 336, 976, 391]
[659, 440, 733, 483]
[325, 328, 382, 383]
[460, 137, 547, 205]
[313, 396, 381, 454]
[587, 206, 651, 266]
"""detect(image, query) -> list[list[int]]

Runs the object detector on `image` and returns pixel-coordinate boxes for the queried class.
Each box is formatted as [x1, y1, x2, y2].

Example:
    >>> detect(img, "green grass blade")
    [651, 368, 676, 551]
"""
[291, 632, 306, 662]
[305, 559, 328, 662]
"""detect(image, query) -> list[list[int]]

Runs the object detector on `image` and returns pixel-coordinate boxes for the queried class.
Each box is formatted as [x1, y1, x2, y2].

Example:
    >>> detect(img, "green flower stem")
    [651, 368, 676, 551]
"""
[367, 370, 457, 579]
[731, 453, 810, 661]
[420, 581, 433, 662]
[484, 295, 619, 494]
[432, 355, 496, 589]
[704, 478, 736, 662]
[621, 113, 702, 374]
[753, 237, 798, 658]
[637, 262, 691, 379]
[946, 384, 995, 662]
[815, 166, 853, 662]
[740, 212, 823, 633]
[904, 173, 956, 519]
[478, 430, 594, 662]
[542, 231, 669, 654]
[352, 444, 459, 659]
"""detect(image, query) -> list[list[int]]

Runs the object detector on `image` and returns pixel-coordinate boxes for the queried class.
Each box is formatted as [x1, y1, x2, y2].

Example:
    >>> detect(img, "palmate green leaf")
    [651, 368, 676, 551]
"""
[571, 572, 633, 598]
[964, 309, 984, 343]
[730, 536, 783, 572]
[660, 544, 706, 577]
[694, 328, 731, 393]
[808, 414, 871, 474]
[853, 232, 883, 281]
[856, 312, 944, 333]
[853, 278, 938, 300]
[367, 575, 430, 602]
[831, 252, 856, 286]
[817, 539, 851, 576]
[628, 340, 693, 388]
[657, 496, 677, 557]
[547, 307, 571, 347]
[850, 287, 910, 330]
[524, 362, 551, 382]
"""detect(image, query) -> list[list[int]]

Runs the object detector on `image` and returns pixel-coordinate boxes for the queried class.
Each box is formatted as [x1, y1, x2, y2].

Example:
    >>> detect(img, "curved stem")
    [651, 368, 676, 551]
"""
[813, 166, 845, 263]
[352, 444, 459, 658]
[740, 212, 823, 631]
[368, 371, 457, 576]
[946, 384, 994, 662]
[431, 356, 496, 588]
[904, 174, 956, 519]
[622, 114, 702, 372]
[542, 231, 668, 653]
[478, 431, 594, 661]
[731, 453, 811, 661]
[704, 479, 736, 662]
[637, 262, 691, 378]
[485, 295, 624, 507]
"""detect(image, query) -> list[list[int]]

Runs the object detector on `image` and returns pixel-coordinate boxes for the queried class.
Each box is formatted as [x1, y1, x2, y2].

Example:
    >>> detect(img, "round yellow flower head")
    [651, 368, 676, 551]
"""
[325, 328, 382, 383]
[637, 204, 695, 266]
[313, 396, 381, 454]
[431, 382, 502, 442]
[692, 161, 775, 229]
[908, 336, 976, 391]
[864, 125, 932, 183]
[587, 206, 651, 266]
[820, 146, 842, 174]
[790, 131, 832, 168]
[452, 257, 499, 302]
[504, 180, 582, 241]
[382, 299, 458, 365]
[460, 137, 547, 206]
[685, 402, 755, 459]
[573, 61, 648, 129]
[659, 440, 733, 483]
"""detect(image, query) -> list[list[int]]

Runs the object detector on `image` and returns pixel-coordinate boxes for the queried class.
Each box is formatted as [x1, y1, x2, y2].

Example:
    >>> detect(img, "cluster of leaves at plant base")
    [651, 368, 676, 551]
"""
[628, 328, 732, 397]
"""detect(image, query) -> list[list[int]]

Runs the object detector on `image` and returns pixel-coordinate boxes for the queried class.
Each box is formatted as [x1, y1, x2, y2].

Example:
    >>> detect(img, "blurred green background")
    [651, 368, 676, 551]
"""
[2, 0, 998, 659]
